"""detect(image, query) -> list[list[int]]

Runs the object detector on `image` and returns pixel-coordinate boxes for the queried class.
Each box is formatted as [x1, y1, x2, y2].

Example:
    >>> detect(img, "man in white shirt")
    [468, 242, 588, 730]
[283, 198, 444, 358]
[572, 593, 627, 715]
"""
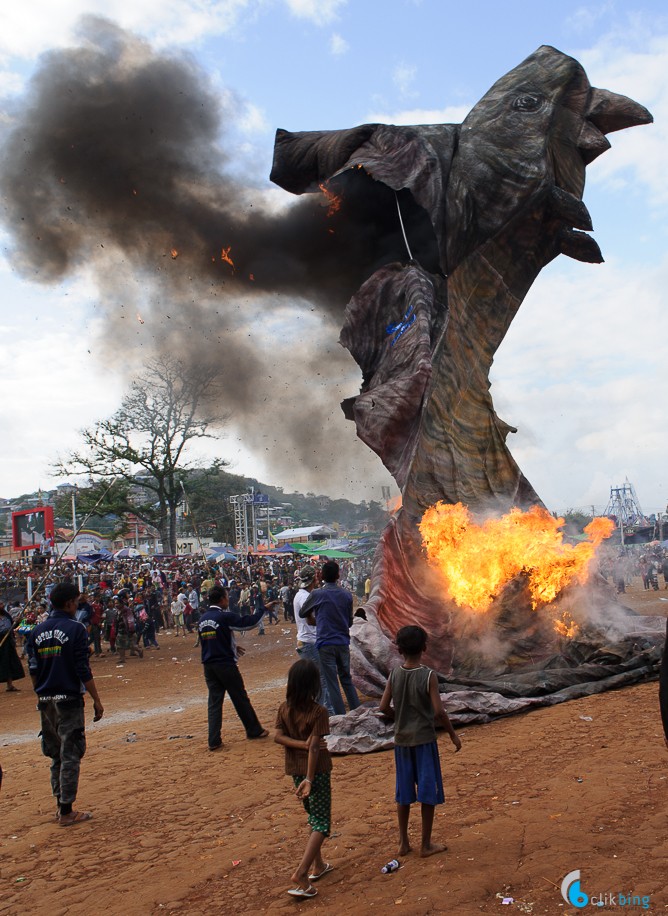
[294, 566, 333, 714]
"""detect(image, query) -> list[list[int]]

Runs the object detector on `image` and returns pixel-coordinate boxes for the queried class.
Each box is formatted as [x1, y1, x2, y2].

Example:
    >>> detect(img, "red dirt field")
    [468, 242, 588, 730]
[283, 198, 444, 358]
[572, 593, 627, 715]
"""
[1, 584, 667, 916]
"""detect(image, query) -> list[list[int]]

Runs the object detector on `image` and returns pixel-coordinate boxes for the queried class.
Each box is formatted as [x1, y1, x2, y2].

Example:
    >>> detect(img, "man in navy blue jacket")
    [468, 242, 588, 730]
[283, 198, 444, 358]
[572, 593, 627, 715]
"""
[26, 582, 104, 827]
[198, 584, 268, 750]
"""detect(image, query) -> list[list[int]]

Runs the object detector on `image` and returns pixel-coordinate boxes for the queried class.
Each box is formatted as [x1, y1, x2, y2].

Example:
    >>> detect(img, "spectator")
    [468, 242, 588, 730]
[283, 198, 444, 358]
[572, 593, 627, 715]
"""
[300, 561, 361, 716]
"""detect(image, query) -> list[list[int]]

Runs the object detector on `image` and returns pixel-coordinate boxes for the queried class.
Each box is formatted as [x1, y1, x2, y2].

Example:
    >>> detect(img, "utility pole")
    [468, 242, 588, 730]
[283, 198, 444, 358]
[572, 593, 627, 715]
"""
[247, 486, 257, 551]
[71, 484, 78, 531]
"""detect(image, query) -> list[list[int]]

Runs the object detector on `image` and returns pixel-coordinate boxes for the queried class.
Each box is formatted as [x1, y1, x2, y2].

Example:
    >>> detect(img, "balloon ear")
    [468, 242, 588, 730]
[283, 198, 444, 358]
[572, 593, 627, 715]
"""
[270, 124, 378, 194]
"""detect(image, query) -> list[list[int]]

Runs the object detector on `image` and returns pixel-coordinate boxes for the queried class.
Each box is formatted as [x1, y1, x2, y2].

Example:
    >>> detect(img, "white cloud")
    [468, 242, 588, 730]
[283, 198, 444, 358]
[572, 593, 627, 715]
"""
[283, 0, 346, 26]
[0, 321, 123, 497]
[564, 1, 615, 35]
[237, 101, 270, 134]
[0, 1, 256, 60]
[392, 62, 417, 99]
[330, 32, 349, 56]
[366, 103, 470, 126]
[0, 70, 24, 96]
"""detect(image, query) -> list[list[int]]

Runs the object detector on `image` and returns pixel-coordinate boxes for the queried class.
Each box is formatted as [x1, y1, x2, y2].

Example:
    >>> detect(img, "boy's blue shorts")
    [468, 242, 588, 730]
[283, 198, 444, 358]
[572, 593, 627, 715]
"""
[394, 741, 445, 806]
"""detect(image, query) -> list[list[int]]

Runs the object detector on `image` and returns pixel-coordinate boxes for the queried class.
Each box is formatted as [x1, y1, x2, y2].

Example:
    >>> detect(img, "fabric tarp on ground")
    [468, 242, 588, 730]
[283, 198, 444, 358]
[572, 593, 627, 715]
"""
[327, 611, 666, 754]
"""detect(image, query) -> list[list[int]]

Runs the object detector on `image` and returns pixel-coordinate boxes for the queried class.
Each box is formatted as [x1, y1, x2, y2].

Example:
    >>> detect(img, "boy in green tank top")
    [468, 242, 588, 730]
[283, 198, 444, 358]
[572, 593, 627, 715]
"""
[379, 625, 461, 857]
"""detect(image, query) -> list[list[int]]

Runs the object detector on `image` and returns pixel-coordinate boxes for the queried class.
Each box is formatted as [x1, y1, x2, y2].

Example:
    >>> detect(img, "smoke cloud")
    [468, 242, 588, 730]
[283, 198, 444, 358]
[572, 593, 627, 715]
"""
[0, 16, 412, 496]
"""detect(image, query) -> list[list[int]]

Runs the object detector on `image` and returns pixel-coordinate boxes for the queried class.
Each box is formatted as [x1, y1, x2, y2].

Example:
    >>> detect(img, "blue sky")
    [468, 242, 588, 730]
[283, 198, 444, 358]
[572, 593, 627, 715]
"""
[0, 0, 667, 516]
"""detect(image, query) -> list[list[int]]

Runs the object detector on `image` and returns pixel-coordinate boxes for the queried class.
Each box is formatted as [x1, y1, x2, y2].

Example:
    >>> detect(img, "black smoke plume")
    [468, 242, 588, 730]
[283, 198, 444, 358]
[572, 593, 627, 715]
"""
[0, 16, 408, 495]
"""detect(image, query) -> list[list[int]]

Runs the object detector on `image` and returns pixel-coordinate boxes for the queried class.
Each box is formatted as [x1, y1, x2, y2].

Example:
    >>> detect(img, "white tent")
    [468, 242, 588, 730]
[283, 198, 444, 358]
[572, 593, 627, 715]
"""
[274, 525, 336, 544]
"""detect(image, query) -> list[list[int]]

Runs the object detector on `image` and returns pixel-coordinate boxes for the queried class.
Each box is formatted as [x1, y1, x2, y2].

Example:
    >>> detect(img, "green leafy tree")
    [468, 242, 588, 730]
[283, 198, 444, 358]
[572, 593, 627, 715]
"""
[561, 508, 593, 537]
[56, 357, 225, 554]
[182, 463, 243, 544]
[52, 480, 136, 538]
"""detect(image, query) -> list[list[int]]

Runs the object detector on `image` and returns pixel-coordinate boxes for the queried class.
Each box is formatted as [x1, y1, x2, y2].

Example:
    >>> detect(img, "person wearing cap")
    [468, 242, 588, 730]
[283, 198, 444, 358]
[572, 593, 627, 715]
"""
[294, 567, 333, 715]
[299, 561, 360, 716]
[198, 584, 268, 750]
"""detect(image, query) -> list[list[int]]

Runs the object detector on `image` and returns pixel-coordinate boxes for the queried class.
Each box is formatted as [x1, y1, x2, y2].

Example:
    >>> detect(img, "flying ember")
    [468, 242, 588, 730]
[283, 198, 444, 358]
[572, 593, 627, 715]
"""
[419, 503, 614, 613]
[318, 182, 342, 217]
[220, 246, 235, 272]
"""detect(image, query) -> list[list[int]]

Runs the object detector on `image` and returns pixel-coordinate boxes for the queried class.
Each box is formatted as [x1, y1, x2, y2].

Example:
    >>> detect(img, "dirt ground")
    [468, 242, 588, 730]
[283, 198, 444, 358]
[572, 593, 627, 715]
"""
[1, 584, 667, 916]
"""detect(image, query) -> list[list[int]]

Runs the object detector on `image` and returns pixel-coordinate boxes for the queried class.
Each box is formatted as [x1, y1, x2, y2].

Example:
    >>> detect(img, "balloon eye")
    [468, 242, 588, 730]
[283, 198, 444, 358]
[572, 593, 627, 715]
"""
[513, 94, 542, 112]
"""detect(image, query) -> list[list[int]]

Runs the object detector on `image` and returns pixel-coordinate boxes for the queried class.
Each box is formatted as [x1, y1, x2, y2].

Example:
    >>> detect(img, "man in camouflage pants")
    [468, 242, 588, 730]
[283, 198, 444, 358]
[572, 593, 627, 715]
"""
[26, 582, 104, 826]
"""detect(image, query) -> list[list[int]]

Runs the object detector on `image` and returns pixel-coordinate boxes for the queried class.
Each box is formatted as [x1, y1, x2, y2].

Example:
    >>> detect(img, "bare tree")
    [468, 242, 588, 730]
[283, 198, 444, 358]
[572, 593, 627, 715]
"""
[56, 357, 225, 554]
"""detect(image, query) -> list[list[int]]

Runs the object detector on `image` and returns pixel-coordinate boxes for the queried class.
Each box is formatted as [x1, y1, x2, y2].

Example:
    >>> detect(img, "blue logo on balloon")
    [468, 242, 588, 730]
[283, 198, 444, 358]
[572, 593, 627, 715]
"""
[561, 870, 589, 908]
[386, 305, 416, 347]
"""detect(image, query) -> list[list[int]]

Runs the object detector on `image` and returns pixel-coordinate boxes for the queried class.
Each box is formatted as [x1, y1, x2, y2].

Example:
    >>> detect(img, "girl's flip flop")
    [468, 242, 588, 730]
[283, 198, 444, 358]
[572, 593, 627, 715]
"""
[287, 886, 317, 898]
[308, 863, 334, 881]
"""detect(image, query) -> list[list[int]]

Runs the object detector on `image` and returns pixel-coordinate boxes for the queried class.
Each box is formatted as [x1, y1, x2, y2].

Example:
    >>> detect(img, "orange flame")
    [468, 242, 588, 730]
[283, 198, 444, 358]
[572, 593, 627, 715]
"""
[221, 246, 235, 272]
[554, 610, 579, 639]
[419, 503, 614, 614]
[319, 183, 342, 217]
[170, 248, 178, 259]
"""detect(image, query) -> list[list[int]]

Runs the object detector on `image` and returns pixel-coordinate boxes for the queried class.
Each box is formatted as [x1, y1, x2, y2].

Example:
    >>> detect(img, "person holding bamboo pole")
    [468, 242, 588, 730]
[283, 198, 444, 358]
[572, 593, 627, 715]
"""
[0, 599, 25, 692]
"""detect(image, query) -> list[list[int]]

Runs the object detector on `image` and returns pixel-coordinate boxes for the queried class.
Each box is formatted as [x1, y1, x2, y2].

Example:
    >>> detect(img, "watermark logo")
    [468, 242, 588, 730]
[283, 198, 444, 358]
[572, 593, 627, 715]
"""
[560, 870, 650, 910]
[562, 870, 588, 908]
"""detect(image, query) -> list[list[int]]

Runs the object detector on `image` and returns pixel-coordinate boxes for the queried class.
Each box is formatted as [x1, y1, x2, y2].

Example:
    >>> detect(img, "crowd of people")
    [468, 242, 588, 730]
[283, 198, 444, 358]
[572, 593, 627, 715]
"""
[8, 556, 463, 901]
[0, 552, 372, 657]
[2, 545, 666, 902]
[599, 547, 668, 594]
[0, 551, 381, 888]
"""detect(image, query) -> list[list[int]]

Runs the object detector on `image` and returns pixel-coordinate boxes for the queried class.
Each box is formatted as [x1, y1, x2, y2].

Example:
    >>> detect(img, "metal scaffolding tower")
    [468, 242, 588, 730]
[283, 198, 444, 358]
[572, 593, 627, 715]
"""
[603, 479, 645, 527]
[229, 492, 256, 554]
